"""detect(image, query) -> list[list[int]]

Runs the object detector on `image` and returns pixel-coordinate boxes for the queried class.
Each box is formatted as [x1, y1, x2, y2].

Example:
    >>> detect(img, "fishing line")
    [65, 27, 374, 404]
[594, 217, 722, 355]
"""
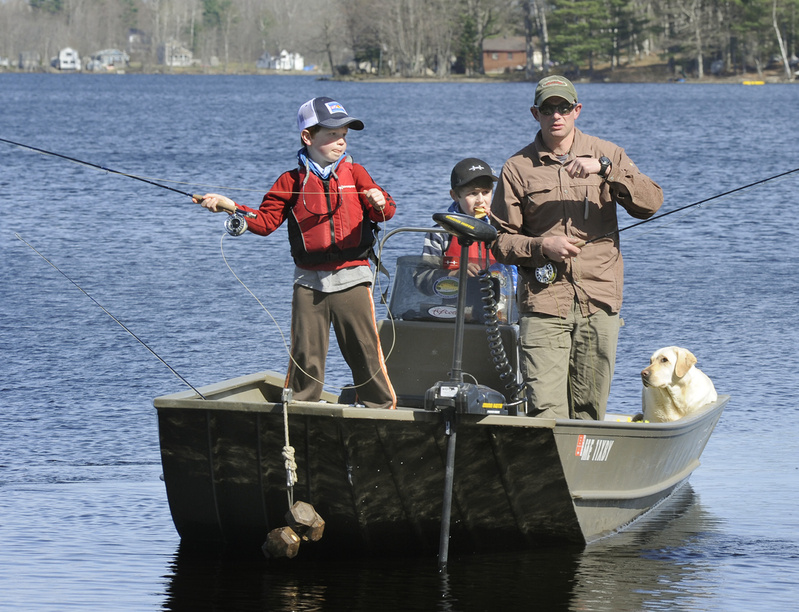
[585, 166, 799, 245]
[5, 135, 400, 398]
[219, 204, 397, 399]
[1, 136, 205, 200]
[219, 233, 293, 360]
[526, 168, 799, 409]
[534, 166, 799, 284]
[1, 136, 380, 198]
[15, 233, 207, 400]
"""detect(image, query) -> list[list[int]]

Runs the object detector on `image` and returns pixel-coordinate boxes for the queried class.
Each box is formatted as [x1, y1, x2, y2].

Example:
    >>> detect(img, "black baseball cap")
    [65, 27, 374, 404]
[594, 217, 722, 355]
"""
[450, 158, 498, 189]
[297, 97, 364, 131]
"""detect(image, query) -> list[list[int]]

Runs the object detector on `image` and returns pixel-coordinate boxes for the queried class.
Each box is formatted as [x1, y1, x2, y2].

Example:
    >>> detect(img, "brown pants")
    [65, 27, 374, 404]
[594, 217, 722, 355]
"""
[285, 283, 396, 409]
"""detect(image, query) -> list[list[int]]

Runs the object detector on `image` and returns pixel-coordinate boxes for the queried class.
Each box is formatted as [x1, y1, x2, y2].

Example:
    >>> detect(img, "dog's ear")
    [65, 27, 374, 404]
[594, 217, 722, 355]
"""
[674, 348, 697, 378]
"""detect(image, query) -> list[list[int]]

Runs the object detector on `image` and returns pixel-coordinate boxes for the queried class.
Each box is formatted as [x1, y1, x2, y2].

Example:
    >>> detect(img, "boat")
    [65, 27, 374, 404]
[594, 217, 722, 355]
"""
[154, 214, 727, 559]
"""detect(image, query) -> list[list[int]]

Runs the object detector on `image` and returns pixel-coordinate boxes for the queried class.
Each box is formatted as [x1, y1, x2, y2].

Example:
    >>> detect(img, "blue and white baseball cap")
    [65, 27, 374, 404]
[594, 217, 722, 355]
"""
[297, 97, 364, 131]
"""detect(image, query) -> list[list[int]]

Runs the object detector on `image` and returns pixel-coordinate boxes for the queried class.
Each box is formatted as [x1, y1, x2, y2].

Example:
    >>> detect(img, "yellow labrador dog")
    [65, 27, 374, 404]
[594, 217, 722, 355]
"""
[640, 346, 717, 422]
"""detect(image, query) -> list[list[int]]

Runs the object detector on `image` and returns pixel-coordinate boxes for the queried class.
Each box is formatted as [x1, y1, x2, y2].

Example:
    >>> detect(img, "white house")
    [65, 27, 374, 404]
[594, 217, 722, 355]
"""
[276, 49, 304, 71]
[256, 50, 304, 71]
[53, 47, 81, 71]
[158, 41, 193, 67]
[87, 49, 130, 71]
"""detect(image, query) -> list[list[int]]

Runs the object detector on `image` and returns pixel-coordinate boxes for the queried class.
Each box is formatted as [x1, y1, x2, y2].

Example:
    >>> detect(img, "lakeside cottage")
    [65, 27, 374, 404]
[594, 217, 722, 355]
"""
[87, 49, 129, 72]
[256, 50, 304, 71]
[158, 41, 193, 67]
[52, 47, 81, 71]
[482, 37, 541, 73]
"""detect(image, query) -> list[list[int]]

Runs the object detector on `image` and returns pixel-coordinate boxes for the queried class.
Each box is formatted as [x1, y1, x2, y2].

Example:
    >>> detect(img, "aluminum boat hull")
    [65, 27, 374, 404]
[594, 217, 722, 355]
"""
[155, 371, 726, 556]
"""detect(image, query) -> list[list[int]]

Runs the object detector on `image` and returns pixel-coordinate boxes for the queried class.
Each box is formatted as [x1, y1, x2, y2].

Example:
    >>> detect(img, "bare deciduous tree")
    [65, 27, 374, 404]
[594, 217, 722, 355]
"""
[0, 0, 795, 79]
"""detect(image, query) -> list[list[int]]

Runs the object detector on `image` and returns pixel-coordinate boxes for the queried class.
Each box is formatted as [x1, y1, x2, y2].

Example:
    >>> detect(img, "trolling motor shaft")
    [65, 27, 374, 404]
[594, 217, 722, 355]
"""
[422, 212, 508, 571]
[423, 212, 507, 416]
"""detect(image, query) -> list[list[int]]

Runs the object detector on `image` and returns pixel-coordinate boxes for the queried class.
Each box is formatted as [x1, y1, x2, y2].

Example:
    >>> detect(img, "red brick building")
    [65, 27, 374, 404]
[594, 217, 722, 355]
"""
[483, 36, 541, 74]
[482, 37, 527, 74]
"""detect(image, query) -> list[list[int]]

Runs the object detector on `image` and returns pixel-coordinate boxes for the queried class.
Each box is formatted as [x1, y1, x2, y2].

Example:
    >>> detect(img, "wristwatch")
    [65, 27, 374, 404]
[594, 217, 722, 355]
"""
[598, 156, 612, 178]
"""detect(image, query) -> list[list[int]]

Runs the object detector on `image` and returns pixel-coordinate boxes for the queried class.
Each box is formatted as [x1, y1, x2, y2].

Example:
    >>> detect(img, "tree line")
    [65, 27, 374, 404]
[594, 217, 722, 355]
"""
[0, 0, 796, 79]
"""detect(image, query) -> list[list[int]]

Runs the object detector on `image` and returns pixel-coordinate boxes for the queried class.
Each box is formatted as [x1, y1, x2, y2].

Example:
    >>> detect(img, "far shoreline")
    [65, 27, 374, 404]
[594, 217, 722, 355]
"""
[2, 62, 795, 84]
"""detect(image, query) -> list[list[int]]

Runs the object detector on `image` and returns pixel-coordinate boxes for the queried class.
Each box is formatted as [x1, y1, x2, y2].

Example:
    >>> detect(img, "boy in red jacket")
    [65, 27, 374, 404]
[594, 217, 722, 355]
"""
[196, 97, 396, 408]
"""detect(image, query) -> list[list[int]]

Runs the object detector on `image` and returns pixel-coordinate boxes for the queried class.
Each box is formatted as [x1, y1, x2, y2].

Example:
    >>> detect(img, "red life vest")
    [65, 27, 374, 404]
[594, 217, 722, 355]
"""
[288, 158, 376, 270]
[442, 233, 496, 270]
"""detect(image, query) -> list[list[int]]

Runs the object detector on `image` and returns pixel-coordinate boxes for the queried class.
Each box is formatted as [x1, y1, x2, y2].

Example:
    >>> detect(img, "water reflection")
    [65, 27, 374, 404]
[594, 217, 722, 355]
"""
[568, 485, 724, 611]
[162, 485, 721, 611]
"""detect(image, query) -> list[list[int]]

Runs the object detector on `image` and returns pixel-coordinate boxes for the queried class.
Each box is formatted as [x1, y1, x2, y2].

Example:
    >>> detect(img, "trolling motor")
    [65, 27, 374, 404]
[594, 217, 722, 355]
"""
[424, 212, 508, 416]
[424, 212, 511, 570]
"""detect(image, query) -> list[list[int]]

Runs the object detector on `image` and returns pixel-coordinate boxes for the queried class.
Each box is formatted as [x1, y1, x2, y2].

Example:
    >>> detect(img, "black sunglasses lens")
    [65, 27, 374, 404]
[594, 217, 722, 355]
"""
[540, 103, 573, 116]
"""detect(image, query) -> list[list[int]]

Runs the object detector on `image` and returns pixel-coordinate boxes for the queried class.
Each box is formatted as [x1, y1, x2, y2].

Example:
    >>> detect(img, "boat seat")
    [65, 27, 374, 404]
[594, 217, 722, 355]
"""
[377, 319, 519, 408]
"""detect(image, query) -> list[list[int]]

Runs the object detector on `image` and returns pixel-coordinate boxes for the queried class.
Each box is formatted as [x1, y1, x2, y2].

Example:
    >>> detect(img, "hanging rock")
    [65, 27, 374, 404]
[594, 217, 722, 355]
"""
[262, 526, 301, 559]
[285, 500, 325, 542]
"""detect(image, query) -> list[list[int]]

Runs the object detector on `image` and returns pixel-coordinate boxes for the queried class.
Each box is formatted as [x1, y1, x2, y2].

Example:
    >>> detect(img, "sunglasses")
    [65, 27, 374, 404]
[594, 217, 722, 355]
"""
[536, 102, 577, 116]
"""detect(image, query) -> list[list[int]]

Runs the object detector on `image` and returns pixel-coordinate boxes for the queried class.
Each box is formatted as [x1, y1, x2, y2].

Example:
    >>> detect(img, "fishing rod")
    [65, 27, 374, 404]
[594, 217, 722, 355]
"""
[5, 136, 394, 397]
[533, 165, 799, 284]
[1, 136, 202, 198]
[586, 165, 799, 245]
[0, 136, 256, 234]
[15, 233, 208, 400]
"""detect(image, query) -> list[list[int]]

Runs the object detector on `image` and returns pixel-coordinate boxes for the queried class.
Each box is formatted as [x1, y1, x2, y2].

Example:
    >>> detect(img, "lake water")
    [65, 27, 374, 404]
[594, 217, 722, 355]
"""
[1, 74, 798, 611]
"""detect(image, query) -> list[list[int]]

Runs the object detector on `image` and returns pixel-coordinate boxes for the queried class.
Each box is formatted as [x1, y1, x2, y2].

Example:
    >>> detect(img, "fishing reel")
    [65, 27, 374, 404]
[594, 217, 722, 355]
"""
[224, 209, 256, 236]
[535, 262, 557, 285]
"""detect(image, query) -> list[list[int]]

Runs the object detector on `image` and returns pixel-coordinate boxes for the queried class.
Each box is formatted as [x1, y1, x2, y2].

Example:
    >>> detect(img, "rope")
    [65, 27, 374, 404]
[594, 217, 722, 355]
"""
[282, 398, 298, 497]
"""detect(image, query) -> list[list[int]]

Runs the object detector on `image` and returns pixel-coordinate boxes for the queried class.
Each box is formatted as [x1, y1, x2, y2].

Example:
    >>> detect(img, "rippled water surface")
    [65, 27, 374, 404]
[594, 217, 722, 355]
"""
[1, 74, 798, 611]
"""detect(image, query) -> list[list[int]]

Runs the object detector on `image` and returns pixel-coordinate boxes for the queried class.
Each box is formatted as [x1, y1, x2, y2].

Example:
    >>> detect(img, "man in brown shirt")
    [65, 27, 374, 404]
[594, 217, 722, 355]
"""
[491, 75, 663, 420]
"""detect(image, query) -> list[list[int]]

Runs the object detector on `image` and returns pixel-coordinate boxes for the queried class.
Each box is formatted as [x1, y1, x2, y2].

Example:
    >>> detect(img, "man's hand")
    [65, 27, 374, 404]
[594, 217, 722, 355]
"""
[541, 236, 584, 262]
[563, 157, 602, 179]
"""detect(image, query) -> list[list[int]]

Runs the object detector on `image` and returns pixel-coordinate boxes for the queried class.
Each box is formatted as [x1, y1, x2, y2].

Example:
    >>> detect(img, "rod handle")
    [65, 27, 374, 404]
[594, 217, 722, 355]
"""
[192, 194, 237, 214]
[216, 200, 237, 214]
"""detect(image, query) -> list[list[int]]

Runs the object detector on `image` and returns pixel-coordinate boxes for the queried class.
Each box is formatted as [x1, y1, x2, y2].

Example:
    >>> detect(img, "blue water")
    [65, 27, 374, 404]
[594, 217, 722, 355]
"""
[1, 74, 798, 611]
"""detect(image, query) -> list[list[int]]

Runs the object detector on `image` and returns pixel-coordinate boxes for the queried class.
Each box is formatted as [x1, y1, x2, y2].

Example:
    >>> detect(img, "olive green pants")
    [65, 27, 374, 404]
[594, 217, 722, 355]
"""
[519, 299, 619, 420]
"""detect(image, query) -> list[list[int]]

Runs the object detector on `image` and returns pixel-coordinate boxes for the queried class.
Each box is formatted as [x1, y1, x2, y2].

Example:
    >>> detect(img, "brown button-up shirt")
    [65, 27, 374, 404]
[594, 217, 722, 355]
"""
[491, 128, 663, 317]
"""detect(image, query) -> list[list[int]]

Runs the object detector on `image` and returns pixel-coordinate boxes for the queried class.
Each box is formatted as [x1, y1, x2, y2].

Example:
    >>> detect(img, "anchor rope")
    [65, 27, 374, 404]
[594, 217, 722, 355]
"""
[282, 401, 297, 505]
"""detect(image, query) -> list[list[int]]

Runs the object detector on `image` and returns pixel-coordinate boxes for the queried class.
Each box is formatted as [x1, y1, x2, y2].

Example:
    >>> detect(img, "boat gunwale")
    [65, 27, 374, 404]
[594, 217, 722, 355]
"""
[153, 369, 728, 436]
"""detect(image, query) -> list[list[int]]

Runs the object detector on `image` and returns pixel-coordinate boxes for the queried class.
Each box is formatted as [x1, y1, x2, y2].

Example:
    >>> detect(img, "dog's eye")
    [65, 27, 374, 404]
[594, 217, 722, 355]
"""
[660, 357, 670, 363]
